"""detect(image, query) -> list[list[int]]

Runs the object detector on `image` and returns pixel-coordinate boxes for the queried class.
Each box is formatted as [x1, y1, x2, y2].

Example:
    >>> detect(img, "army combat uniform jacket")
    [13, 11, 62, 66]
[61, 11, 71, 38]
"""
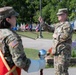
[0, 29, 31, 75]
[41, 21, 73, 75]
[53, 21, 72, 55]
[42, 21, 72, 55]
[53, 21, 73, 75]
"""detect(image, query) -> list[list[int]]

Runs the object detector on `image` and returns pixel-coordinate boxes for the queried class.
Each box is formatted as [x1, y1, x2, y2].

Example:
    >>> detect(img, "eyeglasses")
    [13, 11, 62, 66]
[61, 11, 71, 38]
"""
[57, 14, 65, 16]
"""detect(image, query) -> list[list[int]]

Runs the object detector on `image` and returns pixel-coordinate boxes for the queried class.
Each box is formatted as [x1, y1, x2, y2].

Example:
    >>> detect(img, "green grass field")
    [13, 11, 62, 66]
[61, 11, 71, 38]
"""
[72, 32, 76, 41]
[17, 31, 53, 39]
[24, 48, 39, 59]
[17, 31, 76, 40]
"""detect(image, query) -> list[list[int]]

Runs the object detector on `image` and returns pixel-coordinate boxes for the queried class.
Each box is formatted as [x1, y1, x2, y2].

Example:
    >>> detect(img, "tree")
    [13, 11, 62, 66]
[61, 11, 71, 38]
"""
[0, 0, 75, 24]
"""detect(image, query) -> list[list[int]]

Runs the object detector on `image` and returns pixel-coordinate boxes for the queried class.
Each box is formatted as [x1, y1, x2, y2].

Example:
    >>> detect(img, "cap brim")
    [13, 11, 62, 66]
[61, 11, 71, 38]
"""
[13, 12, 19, 16]
[57, 12, 63, 15]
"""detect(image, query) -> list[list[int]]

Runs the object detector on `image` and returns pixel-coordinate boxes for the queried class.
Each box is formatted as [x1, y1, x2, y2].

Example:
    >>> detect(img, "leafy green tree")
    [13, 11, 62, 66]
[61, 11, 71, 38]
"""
[0, 0, 75, 24]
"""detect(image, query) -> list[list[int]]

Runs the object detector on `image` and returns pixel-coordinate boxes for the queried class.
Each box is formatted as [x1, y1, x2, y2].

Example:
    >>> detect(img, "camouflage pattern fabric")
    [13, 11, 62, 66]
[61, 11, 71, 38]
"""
[53, 21, 72, 75]
[40, 8, 72, 75]
[41, 21, 73, 75]
[0, 29, 31, 71]
[0, 7, 19, 20]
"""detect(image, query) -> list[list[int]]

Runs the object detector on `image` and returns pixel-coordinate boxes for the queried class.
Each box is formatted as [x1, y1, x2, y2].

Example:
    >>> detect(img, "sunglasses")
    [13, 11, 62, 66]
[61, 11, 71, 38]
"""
[57, 14, 65, 16]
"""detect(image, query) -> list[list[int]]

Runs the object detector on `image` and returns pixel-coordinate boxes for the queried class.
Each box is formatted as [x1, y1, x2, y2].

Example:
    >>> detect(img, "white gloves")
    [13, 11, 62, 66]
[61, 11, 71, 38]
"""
[28, 49, 46, 73]
[38, 59, 46, 69]
[27, 59, 46, 73]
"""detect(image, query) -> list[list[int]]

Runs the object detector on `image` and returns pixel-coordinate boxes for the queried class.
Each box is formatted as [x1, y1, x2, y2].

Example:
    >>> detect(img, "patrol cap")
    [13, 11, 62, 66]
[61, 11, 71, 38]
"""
[57, 8, 68, 15]
[0, 6, 19, 20]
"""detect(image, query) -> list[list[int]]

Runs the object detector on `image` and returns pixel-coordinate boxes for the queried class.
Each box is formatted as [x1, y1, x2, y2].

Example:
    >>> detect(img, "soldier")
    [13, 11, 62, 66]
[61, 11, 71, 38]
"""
[0, 6, 46, 75]
[39, 8, 73, 75]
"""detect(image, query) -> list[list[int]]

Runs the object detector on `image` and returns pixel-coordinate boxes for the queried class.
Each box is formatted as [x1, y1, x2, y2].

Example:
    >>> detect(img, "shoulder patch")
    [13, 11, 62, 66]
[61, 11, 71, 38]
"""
[1, 29, 13, 37]
[8, 40, 18, 48]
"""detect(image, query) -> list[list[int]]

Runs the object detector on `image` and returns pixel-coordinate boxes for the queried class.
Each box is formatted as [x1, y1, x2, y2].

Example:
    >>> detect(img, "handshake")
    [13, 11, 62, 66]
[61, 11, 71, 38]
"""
[38, 49, 47, 59]
[28, 49, 54, 73]
[28, 49, 47, 73]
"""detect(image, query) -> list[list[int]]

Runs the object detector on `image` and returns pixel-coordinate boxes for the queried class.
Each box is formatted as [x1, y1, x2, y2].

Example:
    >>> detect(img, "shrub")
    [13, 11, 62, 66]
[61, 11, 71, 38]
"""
[71, 41, 76, 57]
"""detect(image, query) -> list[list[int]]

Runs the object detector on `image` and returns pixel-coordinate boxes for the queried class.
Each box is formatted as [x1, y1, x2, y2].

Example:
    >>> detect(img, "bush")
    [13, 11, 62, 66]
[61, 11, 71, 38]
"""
[71, 49, 76, 57]
[71, 41, 76, 57]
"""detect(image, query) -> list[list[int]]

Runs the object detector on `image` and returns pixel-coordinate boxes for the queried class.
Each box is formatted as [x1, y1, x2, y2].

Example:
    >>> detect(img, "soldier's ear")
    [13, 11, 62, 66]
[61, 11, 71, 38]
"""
[6, 18, 10, 22]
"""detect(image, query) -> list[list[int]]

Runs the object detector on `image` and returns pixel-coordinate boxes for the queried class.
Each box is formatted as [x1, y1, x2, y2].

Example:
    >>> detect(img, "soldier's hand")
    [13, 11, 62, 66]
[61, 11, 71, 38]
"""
[38, 16, 44, 23]
[53, 33, 58, 39]
[47, 48, 54, 56]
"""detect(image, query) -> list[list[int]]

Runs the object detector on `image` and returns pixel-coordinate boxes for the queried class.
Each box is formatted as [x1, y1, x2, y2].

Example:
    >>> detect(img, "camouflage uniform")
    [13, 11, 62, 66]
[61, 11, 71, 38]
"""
[0, 29, 31, 71]
[0, 7, 46, 74]
[40, 8, 73, 75]
[53, 21, 72, 75]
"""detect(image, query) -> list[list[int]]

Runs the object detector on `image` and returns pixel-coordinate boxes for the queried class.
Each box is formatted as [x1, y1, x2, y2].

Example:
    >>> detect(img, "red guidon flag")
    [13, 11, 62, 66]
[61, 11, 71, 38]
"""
[0, 50, 21, 75]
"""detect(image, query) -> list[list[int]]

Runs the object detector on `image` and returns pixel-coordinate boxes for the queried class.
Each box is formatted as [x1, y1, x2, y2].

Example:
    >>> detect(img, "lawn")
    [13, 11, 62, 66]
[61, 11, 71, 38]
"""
[72, 32, 76, 41]
[17, 31, 53, 39]
[24, 48, 39, 60]
[17, 31, 76, 40]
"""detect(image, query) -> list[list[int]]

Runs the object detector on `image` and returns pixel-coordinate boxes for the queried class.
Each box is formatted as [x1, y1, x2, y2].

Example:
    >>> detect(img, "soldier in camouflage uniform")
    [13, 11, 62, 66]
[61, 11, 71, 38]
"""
[0, 6, 46, 75]
[39, 8, 73, 75]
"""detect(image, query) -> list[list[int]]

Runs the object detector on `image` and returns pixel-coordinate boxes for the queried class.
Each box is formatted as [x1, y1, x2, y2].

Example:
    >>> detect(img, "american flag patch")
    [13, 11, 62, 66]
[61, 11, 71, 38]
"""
[8, 40, 18, 48]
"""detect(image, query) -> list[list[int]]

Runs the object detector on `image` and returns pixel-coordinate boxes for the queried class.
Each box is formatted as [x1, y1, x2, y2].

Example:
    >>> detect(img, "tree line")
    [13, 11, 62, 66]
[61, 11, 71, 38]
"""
[0, 0, 76, 24]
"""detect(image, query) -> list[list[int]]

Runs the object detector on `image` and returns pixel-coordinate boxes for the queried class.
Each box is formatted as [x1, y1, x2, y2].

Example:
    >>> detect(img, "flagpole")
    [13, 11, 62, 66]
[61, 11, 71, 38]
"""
[39, 0, 43, 38]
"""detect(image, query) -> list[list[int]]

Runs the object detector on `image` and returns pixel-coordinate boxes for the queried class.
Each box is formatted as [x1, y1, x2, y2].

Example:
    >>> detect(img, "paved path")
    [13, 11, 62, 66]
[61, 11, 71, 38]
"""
[21, 37, 76, 75]
[22, 37, 53, 50]
[21, 68, 76, 75]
